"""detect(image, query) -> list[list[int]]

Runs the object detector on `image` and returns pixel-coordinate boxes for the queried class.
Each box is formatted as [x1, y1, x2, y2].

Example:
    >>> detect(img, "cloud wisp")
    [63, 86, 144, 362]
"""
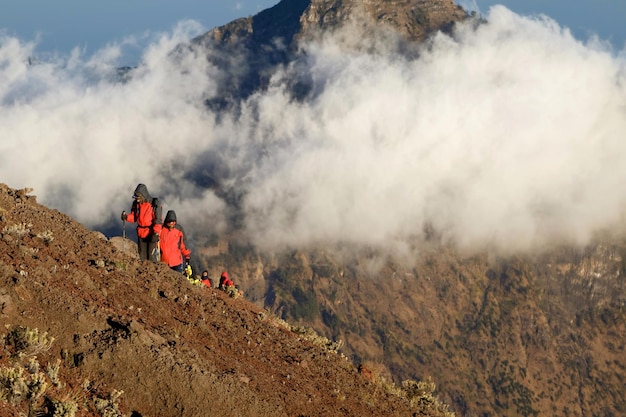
[1, 7, 625, 258]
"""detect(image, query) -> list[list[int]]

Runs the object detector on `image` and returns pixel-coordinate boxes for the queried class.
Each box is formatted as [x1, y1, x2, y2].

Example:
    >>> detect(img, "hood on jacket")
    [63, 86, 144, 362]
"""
[164, 210, 177, 223]
[133, 183, 152, 201]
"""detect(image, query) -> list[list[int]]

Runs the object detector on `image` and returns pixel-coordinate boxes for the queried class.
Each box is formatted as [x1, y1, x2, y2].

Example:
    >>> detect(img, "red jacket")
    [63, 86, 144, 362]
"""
[160, 224, 191, 267]
[125, 201, 162, 239]
[200, 272, 211, 287]
[219, 271, 234, 288]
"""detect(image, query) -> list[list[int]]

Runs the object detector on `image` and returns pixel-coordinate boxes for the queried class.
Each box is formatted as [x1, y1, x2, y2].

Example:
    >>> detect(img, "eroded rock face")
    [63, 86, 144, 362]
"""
[203, 0, 468, 45]
[299, 0, 467, 41]
[192, 0, 468, 106]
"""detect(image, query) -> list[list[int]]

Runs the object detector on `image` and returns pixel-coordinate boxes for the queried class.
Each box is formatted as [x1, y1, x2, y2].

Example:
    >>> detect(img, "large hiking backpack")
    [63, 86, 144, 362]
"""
[150, 197, 163, 263]
[151, 197, 163, 225]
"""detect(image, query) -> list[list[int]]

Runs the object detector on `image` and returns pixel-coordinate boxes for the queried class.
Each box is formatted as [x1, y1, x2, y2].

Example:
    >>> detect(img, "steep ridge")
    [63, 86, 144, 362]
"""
[0, 182, 452, 416]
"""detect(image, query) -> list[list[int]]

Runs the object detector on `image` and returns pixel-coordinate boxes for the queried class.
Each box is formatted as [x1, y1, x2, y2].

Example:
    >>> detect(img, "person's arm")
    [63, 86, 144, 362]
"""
[124, 201, 139, 223]
[180, 231, 191, 262]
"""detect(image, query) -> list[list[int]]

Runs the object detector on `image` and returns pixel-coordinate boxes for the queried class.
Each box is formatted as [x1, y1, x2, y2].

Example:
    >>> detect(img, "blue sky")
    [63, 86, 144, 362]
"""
[467, 0, 626, 50]
[0, 0, 280, 57]
[1, 0, 625, 58]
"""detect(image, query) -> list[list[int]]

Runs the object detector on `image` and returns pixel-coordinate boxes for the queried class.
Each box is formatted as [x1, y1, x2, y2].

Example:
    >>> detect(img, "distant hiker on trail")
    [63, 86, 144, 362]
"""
[159, 210, 191, 274]
[200, 270, 212, 288]
[185, 264, 200, 285]
[218, 271, 234, 290]
[184, 263, 194, 280]
[219, 271, 240, 298]
[121, 184, 162, 261]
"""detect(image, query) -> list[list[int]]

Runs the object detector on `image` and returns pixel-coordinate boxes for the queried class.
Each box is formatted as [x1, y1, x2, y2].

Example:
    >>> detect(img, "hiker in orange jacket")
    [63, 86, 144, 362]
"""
[121, 184, 161, 261]
[159, 210, 191, 274]
[219, 271, 234, 289]
[200, 270, 212, 288]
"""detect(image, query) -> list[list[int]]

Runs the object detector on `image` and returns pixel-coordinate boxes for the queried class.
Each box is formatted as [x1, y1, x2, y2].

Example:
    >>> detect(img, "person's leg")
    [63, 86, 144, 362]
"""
[136, 239, 146, 260]
[170, 264, 184, 274]
[148, 239, 158, 262]
[138, 237, 150, 260]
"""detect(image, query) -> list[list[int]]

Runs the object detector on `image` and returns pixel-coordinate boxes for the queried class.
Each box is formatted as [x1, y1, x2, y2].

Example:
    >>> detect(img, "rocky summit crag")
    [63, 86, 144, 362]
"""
[203, 0, 466, 45]
[193, 0, 468, 109]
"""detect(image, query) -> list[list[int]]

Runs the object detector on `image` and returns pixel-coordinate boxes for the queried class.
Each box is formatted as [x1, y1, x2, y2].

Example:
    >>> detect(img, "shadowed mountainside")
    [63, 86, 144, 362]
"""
[196, 226, 626, 417]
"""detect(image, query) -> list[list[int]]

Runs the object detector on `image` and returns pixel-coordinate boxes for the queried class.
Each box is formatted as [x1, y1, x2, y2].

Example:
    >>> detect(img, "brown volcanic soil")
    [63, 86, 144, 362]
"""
[0, 182, 449, 416]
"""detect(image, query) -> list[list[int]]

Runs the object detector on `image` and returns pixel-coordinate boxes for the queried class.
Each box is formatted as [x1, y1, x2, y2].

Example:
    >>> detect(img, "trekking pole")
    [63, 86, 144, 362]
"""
[152, 239, 161, 262]
[122, 218, 126, 252]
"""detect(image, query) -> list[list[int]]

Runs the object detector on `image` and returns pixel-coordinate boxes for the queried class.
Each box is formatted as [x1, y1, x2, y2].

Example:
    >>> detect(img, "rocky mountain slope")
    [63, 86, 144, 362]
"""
[0, 182, 453, 416]
[194, 234, 626, 417]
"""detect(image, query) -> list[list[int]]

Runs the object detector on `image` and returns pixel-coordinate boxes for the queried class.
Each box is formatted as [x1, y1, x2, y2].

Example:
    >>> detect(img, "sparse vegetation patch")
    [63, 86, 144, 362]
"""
[0, 326, 127, 417]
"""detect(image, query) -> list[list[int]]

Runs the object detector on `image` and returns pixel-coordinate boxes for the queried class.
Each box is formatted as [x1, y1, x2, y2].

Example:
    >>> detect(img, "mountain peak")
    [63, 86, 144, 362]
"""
[192, 0, 468, 110]
[202, 0, 467, 46]
[299, 0, 467, 41]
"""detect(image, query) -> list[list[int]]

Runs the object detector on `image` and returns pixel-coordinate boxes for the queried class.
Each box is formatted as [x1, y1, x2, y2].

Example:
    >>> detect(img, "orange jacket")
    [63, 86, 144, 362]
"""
[125, 201, 162, 239]
[219, 271, 234, 288]
[160, 224, 191, 267]
[200, 272, 211, 287]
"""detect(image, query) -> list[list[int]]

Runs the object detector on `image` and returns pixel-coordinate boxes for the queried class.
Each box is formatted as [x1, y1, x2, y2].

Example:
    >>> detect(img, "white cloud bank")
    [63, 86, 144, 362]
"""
[1, 7, 625, 257]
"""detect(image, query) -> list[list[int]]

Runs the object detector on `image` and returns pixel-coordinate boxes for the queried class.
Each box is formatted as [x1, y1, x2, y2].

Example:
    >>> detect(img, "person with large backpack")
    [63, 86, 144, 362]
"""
[121, 184, 162, 261]
[159, 210, 191, 274]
